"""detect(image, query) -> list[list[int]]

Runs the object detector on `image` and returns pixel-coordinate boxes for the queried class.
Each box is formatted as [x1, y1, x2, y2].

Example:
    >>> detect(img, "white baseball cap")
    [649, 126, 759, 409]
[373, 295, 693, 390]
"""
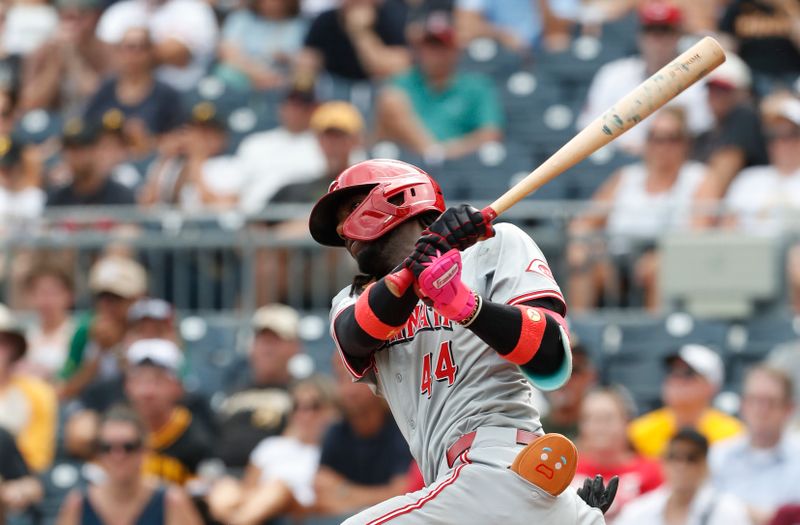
[666, 344, 724, 390]
[127, 338, 184, 374]
[764, 97, 800, 127]
[707, 53, 751, 91]
[89, 256, 147, 299]
[252, 304, 300, 341]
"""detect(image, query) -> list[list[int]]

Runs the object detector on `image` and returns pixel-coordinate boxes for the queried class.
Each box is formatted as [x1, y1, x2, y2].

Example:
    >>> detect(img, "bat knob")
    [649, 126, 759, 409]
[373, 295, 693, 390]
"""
[385, 268, 415, 297]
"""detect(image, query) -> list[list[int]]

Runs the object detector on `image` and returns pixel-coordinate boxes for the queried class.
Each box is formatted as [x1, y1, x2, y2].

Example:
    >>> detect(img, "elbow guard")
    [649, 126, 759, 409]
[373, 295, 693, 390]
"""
[503, 306, 569, 367]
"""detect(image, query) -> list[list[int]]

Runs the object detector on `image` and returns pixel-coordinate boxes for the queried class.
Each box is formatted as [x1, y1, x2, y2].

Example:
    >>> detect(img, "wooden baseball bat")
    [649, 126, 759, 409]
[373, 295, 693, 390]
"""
[386, 36, 726, 296]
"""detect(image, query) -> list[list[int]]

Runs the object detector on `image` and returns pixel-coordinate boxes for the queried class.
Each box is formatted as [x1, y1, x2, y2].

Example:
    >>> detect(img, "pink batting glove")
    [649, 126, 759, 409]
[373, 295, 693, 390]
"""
[417, 249, 476, 323]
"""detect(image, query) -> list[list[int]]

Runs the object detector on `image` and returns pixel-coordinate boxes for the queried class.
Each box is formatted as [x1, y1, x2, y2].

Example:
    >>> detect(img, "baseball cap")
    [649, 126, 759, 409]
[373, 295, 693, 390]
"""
[252, 304, 300, 341]
[0, 304, 26, 361]
[62, 116, 102, 147]
[763, 97, 800, 127]
[421, 11, 455, 46]
[0, 134, 22, 169]
[665, 344, 724, 390]
[128, 298, 173, 324]
[127, 338, 183, 374]
[639, 1, 682, 29]
[707, 53, 751, 91]
[310, 101, 364, 135]
[88, 256, 148, 299]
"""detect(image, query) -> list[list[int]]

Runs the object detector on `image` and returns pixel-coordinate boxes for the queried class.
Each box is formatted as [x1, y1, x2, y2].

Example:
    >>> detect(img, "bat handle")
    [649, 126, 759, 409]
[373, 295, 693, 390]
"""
[481, 206, 498, 223]
[385, 268, 415, 297]
[385, 207, 498, 298]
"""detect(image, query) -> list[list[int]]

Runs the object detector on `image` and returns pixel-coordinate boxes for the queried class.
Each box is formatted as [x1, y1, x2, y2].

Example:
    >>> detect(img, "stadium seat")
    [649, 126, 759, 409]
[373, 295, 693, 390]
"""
[724, 313, 800, 389]
[181, 316, 243, 397]
[566, 145, 638, 200]
[459, 38, 526, 80]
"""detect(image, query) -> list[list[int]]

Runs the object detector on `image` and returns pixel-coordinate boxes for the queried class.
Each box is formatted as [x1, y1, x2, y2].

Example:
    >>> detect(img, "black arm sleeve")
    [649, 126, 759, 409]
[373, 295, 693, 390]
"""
[467, 297, 566, 377]
[333, 279, 420, 360]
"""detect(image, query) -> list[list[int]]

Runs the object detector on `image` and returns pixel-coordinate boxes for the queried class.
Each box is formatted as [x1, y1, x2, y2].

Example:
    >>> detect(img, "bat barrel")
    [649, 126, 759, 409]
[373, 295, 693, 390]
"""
[488, 36, 726, 218]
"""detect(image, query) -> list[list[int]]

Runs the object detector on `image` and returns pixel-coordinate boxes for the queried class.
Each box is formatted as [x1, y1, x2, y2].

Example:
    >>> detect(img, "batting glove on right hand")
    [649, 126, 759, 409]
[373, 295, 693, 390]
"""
[577, 475, 619, 515]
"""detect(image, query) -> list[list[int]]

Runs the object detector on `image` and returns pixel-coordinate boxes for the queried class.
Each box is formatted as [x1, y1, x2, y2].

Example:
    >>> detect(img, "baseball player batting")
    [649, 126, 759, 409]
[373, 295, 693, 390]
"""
[309, 159, 617, 524]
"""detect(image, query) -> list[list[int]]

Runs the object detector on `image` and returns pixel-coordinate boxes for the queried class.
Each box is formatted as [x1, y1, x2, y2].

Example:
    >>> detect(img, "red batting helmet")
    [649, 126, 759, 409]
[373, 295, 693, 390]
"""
[309, 159, 445, 247]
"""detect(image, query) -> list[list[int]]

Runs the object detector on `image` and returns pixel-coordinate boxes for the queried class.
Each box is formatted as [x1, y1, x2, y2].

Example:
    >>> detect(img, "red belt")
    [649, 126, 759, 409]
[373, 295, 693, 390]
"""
[445, 429, 540, 468]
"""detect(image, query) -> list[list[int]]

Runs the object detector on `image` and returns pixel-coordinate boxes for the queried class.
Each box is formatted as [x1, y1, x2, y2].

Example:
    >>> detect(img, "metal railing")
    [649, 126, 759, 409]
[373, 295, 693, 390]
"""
[0, 202, 796, 314]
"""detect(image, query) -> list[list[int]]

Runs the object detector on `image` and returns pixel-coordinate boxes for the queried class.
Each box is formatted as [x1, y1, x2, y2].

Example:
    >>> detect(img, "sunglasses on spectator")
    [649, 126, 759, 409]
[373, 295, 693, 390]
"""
[765, 130, 800, 142]
[665, 451, 703, 464]
[667, 367, 698, 379]
[647, 133, 686, 144]
[97, 439, 143, 455]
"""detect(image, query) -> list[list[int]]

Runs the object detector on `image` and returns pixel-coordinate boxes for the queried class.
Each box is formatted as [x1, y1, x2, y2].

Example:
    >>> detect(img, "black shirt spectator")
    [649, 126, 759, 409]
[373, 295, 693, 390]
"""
[304, 3, 408, 80]
[319, 417, 412, 486]
[693, 104, 768, 168]
[85, 78, 182, 135]
[720, 1, 800, 78]
[0, 427, 28, 480]
[215, 383, 290, 469]
[47, 178, 135, 207]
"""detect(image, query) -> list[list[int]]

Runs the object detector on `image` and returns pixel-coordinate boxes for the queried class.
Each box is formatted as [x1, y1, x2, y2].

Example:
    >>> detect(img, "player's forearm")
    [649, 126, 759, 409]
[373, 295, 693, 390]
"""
[467, 297, 566, 376]
[334, 279, 419, 358]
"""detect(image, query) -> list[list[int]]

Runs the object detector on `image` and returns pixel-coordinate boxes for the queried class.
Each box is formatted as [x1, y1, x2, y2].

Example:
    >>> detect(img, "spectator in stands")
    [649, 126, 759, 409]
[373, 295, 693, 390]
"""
[215, 305, 300, 470]
[616, 429, 752, 525]
[540, 341, 597, 439]
[0, 304, 57, 472]
[57, 405, 203, 525]
[125, 338, 212, 486]
[95, 0, 218, 92]
[629, 344, 743, 459]
[376, 10, 503, 162]
[770, 506, 800, 525]
[567, 107, 704, 311]
[0, 69, 18, 136]
[59, 255, 147, 402]
[1, 0, 58, 57]
[692, 53, 768, 227]
[710, 366, 800, 525]
[126, 297, 176, 345]
[16, 263, 75, 382]
[724, 94, 800, 234]
[216, 0, 308, 90]
[140, 101, 243, 211]
[236, 86, 325, 214]
[20, 0, 111, 116]
[299, 0, 410, 81]
[0, 133, 46, 224]
[207, 375, 338, 524]
[577, 1, 712, 155]
[0, 427, 43, 522]
[454, 0, 579, 52]
[313, 356, 411, 517]
[85, 27, 182, 142]
[47, 117, 136, 207]
[720, 0, 800, 97]
[574, 387, 664, 521]
[767, 341, 800, 423]
[270, 100, 365, 205]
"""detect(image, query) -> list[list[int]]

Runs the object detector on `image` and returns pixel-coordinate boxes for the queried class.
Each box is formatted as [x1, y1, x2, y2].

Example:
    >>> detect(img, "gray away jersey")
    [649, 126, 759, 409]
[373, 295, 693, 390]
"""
[330, 223, 568, 485]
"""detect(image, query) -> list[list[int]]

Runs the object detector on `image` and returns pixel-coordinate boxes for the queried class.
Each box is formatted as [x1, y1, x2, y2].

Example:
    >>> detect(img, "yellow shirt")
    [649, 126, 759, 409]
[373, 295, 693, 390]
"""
[629, 407, 744, 459]
[0, 375, 57, 471]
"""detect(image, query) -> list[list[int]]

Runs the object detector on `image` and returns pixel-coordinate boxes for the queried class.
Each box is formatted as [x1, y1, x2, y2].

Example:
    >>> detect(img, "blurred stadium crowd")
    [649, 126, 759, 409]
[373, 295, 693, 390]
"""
[0, 0, 800, 523]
